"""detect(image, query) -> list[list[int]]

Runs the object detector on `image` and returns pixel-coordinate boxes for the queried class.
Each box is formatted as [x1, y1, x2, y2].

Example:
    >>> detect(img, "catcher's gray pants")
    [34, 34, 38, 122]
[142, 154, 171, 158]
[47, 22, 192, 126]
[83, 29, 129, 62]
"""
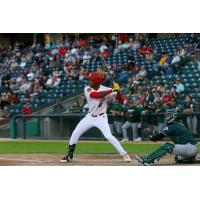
[113, 121, 123, 134]
[172, 143, 198, 160]
[69, 113, 128, 156]
[187, 116, 197, 134]
[122, 121, 138, 140]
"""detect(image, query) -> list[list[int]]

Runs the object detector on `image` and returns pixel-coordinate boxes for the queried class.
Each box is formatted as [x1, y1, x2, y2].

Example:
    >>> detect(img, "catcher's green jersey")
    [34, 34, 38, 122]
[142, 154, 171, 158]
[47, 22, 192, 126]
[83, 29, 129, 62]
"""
[161, 122, 196, 145]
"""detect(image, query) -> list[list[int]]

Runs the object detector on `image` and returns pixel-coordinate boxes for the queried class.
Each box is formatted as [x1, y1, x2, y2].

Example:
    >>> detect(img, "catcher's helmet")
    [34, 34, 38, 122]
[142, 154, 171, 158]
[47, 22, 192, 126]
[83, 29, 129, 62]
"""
[166, 106, 183, 123]
[88, 72, 103, 84]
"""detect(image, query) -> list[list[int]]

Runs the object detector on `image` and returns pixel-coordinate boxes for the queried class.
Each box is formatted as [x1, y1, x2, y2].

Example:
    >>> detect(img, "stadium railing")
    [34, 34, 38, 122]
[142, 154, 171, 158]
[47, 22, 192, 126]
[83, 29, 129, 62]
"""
[10, 112, 200, 141]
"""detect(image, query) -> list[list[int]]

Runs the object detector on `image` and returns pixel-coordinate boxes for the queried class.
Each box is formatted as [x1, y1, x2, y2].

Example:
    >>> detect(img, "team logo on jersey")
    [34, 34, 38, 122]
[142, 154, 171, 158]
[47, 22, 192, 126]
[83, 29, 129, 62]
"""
[87, 88, 92, 92]
[162, 127, 168, 132]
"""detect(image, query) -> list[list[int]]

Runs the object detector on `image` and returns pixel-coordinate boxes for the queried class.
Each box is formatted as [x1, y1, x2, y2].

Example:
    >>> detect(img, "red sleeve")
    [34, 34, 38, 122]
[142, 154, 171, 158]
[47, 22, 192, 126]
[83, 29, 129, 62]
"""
[90, 90, 112, 99]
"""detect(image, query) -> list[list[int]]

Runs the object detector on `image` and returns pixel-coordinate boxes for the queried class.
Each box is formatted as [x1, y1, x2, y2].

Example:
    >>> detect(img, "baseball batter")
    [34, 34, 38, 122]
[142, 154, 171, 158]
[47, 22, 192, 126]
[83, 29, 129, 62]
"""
[60, 71, 132, 162]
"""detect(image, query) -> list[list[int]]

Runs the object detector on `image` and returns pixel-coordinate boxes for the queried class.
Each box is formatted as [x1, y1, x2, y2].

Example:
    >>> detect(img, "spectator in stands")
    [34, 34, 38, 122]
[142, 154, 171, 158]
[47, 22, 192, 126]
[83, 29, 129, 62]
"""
[21, 102, 32, 115]
[130, 36, 141, 51]
[82, 52, 91, 65]
[157, 82, 165, 95]
[161, 90, 174, 107]
[0, 90, 10, 109]
[136, 66, 147, 81]
[45, 75, 54, 88]
[53, 75, 61, 87]
[165, 65, 173, 78]
[7, 91, 20, 105]
[183, 95, 197, 134]
[177, 46, 186, 57]
[137, 88, 154, 105]
[130, 81, 142, 96]
[138, 45, 153, 61]
[19, 79, 32, 92]
[171, 52, 180, 65]
[159, 53, 169, 65]
[175, 78, 184, 93]
[118, 65, 129, 82]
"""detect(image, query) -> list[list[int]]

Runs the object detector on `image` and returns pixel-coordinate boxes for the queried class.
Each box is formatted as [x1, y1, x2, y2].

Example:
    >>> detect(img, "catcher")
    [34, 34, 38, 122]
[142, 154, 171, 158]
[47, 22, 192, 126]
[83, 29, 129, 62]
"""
[135, 109, 198, 165]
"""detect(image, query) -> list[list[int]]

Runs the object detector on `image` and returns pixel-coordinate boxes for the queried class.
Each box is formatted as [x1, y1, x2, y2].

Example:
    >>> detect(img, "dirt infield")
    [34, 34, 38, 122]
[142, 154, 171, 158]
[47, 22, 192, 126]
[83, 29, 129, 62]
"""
[0, 154, 199, 166]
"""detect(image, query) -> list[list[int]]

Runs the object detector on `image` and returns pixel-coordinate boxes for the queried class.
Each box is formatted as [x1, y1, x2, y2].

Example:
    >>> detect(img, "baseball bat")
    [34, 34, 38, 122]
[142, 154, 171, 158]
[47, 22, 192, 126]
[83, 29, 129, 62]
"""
[101, 57, 115, 83]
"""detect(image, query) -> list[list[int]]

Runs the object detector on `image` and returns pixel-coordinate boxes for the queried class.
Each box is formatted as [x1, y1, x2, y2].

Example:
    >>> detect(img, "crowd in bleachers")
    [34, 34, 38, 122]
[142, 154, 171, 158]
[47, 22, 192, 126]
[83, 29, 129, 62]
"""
[0, 33, 200, 128]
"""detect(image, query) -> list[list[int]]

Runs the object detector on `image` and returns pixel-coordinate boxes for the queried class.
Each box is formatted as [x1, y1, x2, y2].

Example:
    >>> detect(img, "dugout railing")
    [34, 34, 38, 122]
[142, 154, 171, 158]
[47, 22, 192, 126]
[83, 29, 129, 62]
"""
[10, 112, 200, 140]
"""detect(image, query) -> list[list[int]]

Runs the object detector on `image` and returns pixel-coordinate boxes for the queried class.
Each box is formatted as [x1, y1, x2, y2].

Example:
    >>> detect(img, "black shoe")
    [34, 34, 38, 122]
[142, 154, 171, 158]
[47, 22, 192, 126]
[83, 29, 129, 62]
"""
[60, 155, 72, 163]
[175, 156, 195, 164]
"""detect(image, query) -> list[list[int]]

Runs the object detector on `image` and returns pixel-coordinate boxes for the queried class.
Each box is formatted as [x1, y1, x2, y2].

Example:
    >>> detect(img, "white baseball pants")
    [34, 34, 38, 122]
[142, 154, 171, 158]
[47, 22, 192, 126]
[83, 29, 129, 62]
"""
[69, 113, 128, 156]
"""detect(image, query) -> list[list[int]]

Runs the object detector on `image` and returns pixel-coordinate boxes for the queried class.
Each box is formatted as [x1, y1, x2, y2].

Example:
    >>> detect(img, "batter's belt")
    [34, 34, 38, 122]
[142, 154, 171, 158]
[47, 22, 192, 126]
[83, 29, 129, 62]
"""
[89, 112, 105, 117]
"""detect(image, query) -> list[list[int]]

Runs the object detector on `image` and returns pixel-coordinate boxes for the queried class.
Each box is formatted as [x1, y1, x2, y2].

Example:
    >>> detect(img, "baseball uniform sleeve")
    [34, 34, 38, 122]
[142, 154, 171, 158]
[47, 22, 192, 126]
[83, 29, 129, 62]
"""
[84, 87, 94, 99]
[161, 125, 174, 136]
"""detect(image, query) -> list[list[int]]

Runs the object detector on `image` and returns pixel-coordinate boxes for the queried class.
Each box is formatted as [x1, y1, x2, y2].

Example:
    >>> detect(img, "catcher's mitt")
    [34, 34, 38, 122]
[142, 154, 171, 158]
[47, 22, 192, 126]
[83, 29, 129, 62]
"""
[143, 127, 158, 141]
[143, 127, 155, 135]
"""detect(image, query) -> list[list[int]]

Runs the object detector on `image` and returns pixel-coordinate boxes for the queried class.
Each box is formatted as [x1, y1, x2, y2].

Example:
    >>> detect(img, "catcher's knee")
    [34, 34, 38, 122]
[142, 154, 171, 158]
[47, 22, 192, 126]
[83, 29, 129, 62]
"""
[161, 143, 175, 154]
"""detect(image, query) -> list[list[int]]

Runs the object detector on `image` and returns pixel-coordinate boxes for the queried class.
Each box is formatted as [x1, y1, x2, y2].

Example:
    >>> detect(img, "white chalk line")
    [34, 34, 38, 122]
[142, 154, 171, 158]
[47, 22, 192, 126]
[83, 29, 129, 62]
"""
[0, 157, 53, 163]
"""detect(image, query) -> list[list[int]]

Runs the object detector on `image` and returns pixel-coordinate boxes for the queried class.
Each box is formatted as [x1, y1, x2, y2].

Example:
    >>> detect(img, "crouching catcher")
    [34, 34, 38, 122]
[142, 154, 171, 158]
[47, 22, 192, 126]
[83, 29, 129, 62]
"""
[135, 110, 199, 165]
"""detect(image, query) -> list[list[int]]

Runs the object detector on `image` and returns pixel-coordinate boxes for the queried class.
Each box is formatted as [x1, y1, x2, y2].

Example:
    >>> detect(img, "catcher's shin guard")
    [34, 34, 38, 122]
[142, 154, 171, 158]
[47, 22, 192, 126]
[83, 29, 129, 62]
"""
[136, 143, 175, 165]
[60, 144, 76, 162]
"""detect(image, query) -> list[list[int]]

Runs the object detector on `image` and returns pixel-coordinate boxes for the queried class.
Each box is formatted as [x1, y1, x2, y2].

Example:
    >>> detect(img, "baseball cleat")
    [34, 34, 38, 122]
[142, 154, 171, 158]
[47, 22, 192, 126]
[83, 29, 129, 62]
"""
[135, 155, 152, 166]
[134, 137, 142, 142]
[123, 154, 132, 162]
[60, 155, 72, 163]
[121, 138, 129, 143]
[175, 156, 195, 164]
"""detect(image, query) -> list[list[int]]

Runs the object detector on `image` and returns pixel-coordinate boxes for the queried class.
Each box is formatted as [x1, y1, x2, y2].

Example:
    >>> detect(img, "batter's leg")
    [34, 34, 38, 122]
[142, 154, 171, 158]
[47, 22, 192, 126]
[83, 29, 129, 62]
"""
[69, 115, 93, 145]
[95, 116, 129, 159]
[60, 115, 93, 162]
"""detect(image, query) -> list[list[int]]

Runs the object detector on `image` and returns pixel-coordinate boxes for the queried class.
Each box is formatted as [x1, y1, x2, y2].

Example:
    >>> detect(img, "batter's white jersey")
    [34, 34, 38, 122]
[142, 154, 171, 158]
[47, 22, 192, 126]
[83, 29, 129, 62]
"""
[84, 85, 117, 115]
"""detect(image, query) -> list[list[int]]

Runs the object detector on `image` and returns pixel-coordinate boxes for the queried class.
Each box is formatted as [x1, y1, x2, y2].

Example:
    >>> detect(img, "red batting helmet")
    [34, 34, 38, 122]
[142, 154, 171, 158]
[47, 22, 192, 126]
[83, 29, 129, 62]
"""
[88, 72, 103, 84]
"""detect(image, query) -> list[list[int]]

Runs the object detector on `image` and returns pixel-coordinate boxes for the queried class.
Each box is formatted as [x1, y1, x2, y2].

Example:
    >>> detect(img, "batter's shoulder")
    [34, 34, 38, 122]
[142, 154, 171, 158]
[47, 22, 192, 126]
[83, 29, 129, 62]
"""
[84, 86, 92, 91]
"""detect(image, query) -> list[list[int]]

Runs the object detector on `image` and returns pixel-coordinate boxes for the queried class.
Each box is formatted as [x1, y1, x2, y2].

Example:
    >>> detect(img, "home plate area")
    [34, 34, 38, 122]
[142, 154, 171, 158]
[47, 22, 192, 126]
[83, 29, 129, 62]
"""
[0, 154, 199, 166]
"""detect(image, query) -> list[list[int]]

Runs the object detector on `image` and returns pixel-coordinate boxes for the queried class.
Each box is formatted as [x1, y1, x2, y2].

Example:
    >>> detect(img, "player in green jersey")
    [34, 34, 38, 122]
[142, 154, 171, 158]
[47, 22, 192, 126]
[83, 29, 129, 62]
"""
[135, 108, 198, 165]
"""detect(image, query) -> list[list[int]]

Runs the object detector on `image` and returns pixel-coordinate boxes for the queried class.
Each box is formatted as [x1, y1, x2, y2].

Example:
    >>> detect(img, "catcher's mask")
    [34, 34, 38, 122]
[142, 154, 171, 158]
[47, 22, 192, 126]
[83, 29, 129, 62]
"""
[165, 106, 183, 123]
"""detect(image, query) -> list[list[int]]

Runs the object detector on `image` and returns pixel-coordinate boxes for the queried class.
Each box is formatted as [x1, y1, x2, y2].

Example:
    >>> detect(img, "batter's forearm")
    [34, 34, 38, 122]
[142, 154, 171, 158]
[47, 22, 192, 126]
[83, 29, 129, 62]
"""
[90, 90, 113, 98]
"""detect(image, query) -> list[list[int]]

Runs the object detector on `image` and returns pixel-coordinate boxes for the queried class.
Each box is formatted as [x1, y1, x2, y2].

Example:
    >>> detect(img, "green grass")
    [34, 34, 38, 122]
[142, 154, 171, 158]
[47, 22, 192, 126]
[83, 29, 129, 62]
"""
[0, 141, 199, 154]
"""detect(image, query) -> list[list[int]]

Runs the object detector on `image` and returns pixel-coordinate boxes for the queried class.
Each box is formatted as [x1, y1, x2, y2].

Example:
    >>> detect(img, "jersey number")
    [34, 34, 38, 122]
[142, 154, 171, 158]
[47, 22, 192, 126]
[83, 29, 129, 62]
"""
[98, 102, 102, 108]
